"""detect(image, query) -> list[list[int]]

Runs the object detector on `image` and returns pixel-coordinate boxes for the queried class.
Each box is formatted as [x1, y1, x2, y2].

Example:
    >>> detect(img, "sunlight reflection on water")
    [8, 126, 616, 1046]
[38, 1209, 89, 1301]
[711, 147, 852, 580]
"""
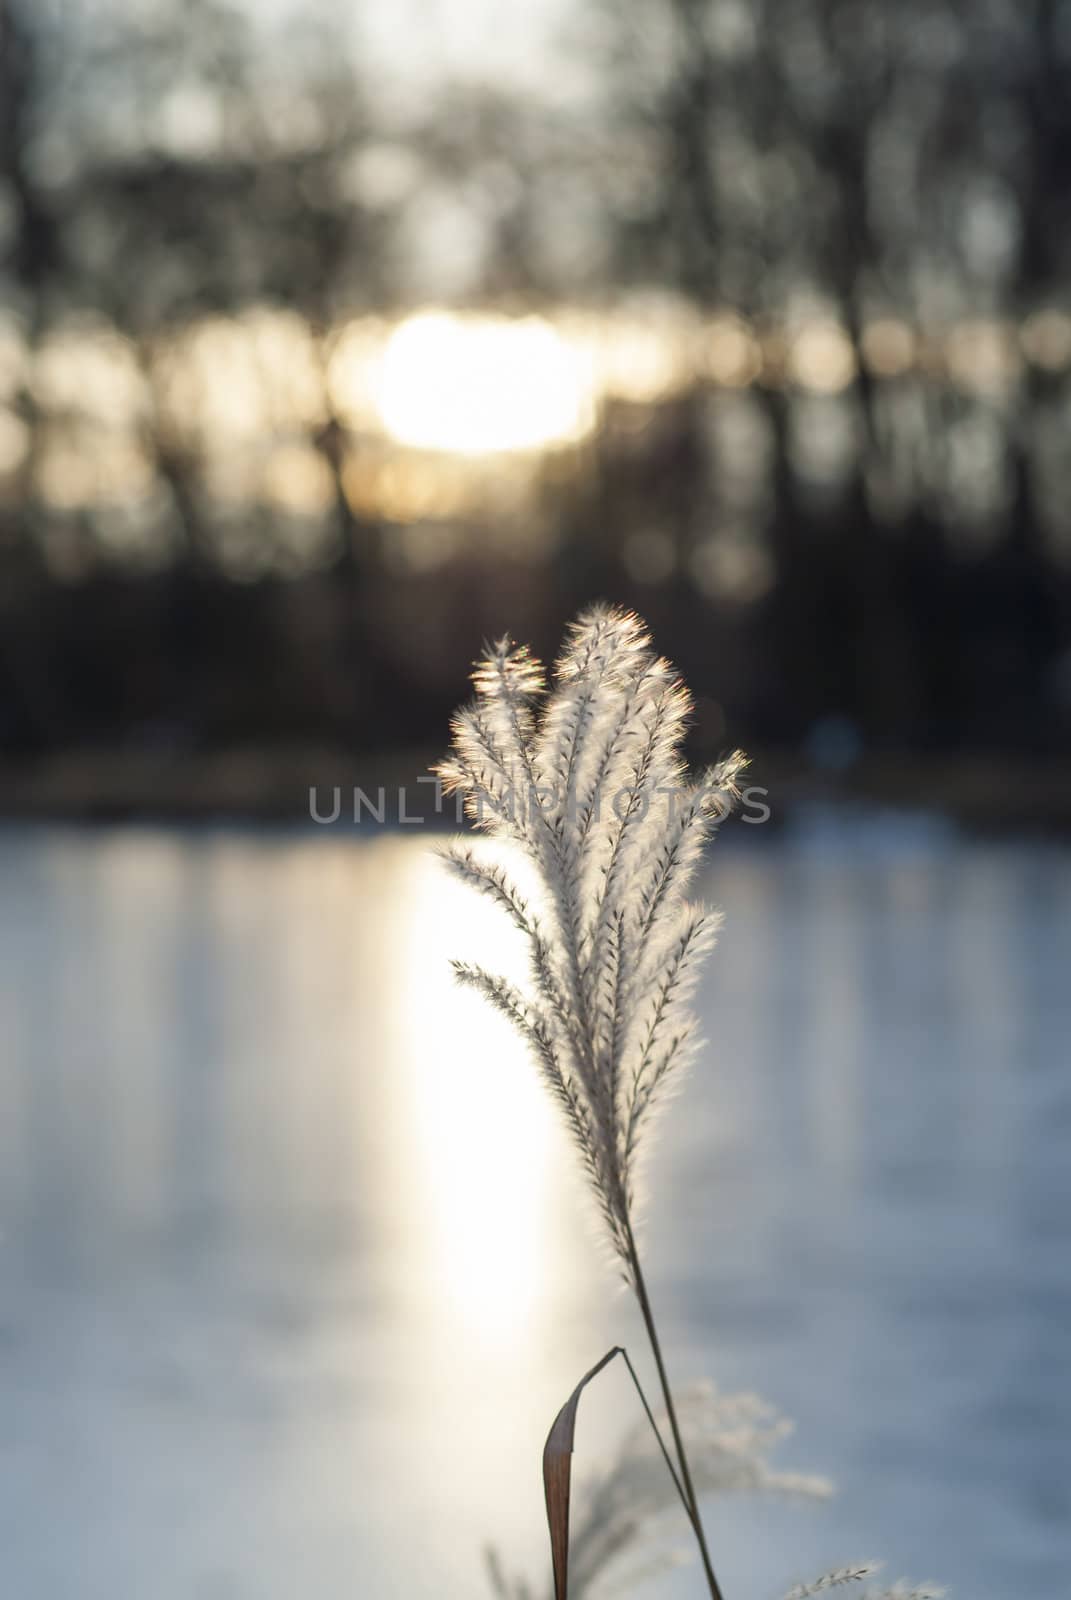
[0, 821, 1069, 1600]
[395, 848, 561, 1343]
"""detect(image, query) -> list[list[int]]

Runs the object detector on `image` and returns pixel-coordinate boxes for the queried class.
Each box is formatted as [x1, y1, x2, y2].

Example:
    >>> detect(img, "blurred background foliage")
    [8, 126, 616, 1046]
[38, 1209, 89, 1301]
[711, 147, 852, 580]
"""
[2, 0, 1070, 816]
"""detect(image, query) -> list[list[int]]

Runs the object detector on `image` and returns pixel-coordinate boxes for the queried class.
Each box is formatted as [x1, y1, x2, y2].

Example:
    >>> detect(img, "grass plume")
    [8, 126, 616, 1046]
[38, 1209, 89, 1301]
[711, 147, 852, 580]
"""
[441, 605, 949, 1600]
[439, 603, 744, 1271]
[440, 604, 744, 1600]
[785, 1573, 946, 1600]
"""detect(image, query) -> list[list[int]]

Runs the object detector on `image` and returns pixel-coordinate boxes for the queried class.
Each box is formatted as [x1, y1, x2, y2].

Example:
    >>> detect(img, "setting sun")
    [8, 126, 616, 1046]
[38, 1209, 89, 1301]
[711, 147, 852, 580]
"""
[374, 310, 595, 455]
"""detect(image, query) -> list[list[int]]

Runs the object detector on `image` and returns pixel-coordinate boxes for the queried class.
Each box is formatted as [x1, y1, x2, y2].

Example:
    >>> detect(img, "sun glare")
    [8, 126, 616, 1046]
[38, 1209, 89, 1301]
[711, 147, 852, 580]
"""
[394, 847, 564, 1344]
[375, 311, 595, 455]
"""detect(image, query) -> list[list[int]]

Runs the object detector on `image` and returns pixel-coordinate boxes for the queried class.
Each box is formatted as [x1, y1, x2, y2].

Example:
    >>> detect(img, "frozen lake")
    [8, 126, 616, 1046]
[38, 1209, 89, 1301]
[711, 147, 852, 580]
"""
[1, 817, 1069, 1600]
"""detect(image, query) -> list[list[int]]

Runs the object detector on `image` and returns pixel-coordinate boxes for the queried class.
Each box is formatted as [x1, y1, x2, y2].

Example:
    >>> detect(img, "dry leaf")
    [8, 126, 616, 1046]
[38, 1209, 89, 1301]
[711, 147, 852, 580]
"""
[543, 1347, 625, 1600]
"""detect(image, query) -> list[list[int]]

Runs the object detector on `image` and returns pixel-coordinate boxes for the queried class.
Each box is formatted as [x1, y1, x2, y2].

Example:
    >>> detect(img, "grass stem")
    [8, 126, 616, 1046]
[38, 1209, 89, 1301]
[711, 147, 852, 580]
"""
[625, 1216, 726, 1600]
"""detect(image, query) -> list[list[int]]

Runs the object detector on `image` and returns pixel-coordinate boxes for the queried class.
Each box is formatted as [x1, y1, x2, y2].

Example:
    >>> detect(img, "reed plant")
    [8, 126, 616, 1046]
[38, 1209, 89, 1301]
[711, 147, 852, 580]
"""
[439, 605, 945, 1600]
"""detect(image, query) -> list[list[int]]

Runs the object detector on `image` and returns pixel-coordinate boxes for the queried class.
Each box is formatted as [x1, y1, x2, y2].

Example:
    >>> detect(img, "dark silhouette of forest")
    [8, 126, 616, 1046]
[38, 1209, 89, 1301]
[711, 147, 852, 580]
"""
[1, 0, 1069, 816]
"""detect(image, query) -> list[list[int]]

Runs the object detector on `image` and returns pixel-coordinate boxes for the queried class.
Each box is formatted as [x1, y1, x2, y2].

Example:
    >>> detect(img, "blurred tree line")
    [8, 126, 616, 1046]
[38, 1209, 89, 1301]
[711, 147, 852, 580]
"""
[1, 0, 1070, 788]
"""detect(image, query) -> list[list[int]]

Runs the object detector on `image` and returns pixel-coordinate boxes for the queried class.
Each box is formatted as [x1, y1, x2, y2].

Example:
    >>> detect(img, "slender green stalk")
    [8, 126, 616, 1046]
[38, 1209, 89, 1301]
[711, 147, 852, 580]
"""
[625, 1216, 726, 1600]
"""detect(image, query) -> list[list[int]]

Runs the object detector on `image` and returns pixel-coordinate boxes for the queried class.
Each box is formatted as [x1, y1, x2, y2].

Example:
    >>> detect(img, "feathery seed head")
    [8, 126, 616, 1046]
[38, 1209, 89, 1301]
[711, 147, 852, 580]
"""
[784, 1567, 882, 1599]
[439, 605, 746, 1275]
[785, 1572, 947, 1600]
[473, 636, 546, 700]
